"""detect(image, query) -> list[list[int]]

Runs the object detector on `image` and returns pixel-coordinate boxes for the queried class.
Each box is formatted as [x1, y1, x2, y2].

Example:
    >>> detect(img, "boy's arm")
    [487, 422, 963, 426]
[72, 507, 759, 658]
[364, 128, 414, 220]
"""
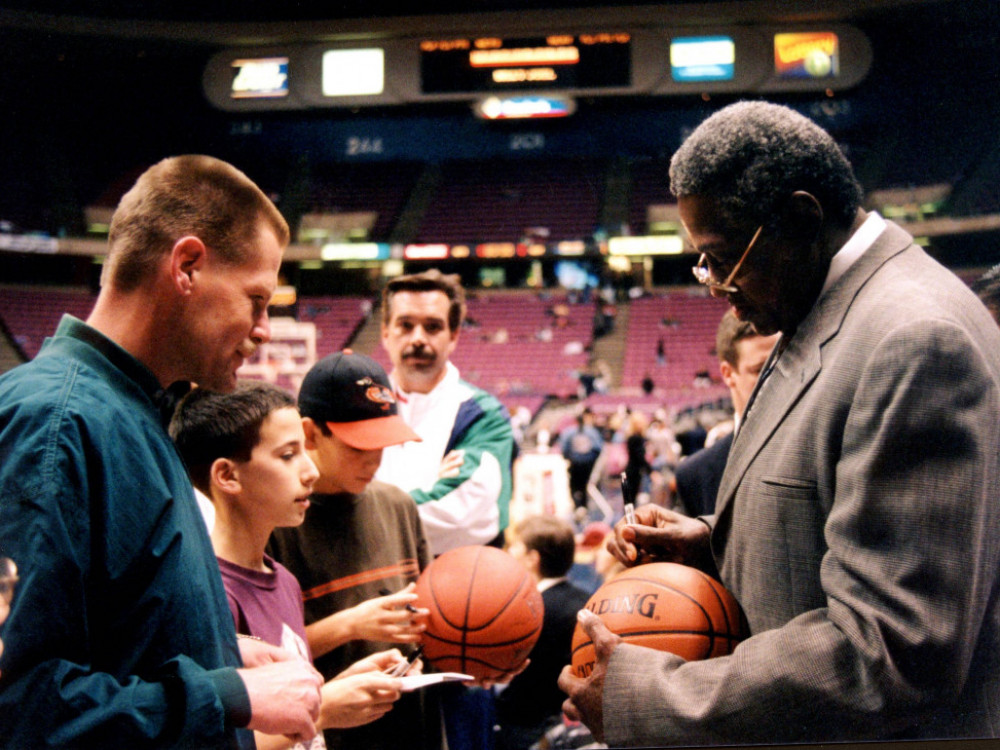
[306, 584, 426, 658]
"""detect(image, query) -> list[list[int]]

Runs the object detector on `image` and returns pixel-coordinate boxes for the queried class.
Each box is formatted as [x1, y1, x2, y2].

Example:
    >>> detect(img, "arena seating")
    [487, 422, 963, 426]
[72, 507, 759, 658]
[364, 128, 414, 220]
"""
[620, 290, 730, 393]
[367, 290, 592, 400]
[301, 162, 424, 241]
[627, 157, 675, 235]
[296, 295, 374, 358]
[0, 286, 96, 359]
[414, 159, 606, 244]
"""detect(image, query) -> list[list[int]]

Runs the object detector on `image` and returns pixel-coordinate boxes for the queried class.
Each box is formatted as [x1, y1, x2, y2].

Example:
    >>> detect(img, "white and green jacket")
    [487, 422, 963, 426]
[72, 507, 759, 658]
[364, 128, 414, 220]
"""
[376, 362, 513, 556]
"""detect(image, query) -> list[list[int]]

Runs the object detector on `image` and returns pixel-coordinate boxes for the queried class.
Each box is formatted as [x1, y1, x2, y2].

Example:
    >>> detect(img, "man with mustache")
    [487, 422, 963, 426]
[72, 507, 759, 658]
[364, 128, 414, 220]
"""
[374, 269, 516, 750]
[375, 269, 514, 559]
[0, 155, 323, 748]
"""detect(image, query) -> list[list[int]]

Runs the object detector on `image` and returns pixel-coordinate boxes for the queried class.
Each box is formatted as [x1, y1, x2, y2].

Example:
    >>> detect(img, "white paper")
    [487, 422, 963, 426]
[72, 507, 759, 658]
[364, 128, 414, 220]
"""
[399, 672, 474, 691]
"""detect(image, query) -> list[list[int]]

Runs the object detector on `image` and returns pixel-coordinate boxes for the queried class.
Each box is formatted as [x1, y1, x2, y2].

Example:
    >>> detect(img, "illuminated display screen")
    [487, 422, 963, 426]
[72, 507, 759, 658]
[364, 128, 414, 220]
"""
[670, 36, 735, 82]
[420, 33, 631, 94]
[323, 49, 385, 96]
[230, 57, 289, 99]
[774, 32, 839, 79]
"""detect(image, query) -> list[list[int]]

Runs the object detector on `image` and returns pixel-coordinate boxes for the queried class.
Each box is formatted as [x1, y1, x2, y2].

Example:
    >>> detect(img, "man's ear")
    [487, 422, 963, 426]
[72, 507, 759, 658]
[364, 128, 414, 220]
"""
[719, 359, 737, 390]
[525, 548, 542, 576]
[170, 236, 208, 295]
[782, 191, 824, 244]
[210, 457, 241, 496]
[301, 417, 320, 450]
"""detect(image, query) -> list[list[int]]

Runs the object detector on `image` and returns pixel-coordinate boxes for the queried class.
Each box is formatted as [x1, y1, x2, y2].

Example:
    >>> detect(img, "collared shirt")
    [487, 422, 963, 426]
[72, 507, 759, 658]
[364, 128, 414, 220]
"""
[0, 315, 250, 748]
[820, 211, 887, 296]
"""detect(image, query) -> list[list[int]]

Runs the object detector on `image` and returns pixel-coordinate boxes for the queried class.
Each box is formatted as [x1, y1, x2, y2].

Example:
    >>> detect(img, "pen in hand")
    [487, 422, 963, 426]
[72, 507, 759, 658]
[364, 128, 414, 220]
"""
[386, 645, 423, 677]
[379, 587, 420, 614]
[621, 472, 637, 525]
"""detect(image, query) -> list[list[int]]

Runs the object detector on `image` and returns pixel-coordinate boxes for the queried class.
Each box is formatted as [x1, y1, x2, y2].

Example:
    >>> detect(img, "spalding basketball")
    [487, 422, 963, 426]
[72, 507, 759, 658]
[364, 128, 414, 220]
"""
[571, 562, 747, 677]
[414, 545, 544, 681]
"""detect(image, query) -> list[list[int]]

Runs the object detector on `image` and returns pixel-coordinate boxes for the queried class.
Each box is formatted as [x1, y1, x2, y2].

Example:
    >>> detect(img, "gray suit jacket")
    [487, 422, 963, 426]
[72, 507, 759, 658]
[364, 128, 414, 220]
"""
[603, 221, 1000, 745]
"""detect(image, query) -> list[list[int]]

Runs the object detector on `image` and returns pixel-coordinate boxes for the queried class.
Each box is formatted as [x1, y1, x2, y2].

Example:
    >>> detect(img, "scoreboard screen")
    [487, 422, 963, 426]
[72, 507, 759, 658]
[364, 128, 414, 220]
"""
[420, 33, 631, 94]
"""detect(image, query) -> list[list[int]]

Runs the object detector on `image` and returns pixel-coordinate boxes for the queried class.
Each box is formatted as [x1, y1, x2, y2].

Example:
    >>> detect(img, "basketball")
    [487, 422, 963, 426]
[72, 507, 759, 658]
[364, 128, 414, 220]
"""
[414, 545, 545, 681]
[571, 562, 747, 677]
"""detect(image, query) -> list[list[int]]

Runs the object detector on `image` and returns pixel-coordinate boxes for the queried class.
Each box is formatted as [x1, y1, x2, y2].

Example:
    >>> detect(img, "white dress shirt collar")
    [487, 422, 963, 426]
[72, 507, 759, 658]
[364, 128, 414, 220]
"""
[820, 211, 887, 297]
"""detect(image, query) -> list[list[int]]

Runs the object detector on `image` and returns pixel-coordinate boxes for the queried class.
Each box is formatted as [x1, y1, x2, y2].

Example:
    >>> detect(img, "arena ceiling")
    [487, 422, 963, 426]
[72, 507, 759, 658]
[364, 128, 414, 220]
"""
[0, 0, 968, 46]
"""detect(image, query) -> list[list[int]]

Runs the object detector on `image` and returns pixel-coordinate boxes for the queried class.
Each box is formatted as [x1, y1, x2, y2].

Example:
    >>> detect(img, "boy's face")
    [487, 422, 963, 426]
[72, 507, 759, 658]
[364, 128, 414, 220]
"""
[303, 418, 384, 495]
[238, 406, 319, 528]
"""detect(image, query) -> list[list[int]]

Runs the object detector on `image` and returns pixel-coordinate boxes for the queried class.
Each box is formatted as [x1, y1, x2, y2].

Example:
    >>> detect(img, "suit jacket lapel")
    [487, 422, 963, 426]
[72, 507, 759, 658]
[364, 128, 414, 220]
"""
[713, 220, 915, 521]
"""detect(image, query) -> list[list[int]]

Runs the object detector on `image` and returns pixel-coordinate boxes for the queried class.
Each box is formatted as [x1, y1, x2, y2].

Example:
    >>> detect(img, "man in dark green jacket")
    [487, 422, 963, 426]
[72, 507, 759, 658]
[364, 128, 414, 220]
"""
[0, 155, 322, 748]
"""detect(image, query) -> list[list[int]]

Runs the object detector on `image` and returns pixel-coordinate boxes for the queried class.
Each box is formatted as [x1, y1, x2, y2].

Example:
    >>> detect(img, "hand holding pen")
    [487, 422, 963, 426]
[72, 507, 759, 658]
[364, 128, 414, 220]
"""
[337, 583, 428, 645]
[620, 472, 637, 525]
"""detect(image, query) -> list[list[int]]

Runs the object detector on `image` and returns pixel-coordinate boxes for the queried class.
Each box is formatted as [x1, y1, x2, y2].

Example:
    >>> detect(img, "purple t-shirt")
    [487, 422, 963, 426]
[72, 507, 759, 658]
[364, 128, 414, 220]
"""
[217, 554, 312, 663]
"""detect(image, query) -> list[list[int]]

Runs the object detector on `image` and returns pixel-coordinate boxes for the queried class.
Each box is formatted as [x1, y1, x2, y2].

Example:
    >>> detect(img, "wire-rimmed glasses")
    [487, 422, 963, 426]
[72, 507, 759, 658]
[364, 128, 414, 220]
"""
[691, 224, 764, 295]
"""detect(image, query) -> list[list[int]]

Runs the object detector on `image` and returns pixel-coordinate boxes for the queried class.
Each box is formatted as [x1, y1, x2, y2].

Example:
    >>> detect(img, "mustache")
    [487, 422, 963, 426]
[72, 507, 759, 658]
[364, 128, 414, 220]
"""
[402, 346, 434, 359]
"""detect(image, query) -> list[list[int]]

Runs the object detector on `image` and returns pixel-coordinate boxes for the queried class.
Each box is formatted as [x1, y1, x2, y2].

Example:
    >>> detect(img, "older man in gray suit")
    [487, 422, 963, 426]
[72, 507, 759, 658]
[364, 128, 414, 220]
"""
[559, 101, 1000, 746]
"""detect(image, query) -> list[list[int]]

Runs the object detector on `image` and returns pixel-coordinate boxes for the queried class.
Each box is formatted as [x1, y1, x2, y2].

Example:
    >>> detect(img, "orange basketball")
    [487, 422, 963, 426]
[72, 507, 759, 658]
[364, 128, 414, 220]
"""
[414, 545, 544, 681]
[571, 562, 747, 677]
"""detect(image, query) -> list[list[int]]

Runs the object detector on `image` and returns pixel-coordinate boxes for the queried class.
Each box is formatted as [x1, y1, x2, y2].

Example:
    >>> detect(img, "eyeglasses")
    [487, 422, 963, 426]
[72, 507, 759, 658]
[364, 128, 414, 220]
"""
[691, 225, 764, 294]
[0, 557, 18, 607]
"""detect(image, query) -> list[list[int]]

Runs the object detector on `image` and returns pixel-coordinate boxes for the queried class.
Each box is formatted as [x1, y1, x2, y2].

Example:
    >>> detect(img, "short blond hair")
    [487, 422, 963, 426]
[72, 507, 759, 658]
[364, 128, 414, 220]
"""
[103, 155, 288, 291]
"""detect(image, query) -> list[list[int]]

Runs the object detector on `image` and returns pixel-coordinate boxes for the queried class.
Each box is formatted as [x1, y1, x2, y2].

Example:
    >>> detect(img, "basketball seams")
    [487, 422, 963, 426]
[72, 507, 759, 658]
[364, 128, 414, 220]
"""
[458, 546, 483, 672]
[463, 572, 535, 632]
[695, 569, 736, 655]
[598, 575, 717, 637]
[571, 563, 746, 674]
[416, 545, 545, 680]
[422, 623, 543, 650]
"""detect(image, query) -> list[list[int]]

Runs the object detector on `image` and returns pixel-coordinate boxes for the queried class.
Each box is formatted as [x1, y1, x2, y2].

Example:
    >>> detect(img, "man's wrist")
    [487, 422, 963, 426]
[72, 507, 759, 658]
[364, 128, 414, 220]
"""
[206, 667, 252, 728]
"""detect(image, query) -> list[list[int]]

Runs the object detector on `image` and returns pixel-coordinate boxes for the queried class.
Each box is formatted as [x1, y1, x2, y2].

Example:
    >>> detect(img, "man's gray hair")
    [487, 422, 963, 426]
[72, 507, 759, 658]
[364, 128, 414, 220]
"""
[669, 101, 862, 229]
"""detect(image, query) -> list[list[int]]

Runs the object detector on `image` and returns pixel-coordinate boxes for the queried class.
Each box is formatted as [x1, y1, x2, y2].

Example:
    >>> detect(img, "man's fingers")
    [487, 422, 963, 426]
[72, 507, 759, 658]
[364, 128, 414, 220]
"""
[557, 663, 580, 696]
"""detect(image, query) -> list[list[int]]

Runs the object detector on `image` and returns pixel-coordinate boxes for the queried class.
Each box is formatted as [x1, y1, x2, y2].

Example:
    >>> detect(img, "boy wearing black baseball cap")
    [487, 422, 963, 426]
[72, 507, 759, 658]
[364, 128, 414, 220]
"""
[268, 351, 444, 750]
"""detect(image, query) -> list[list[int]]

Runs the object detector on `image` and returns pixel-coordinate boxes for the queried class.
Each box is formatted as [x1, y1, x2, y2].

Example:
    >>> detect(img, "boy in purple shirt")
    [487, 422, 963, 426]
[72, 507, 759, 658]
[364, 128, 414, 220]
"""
[171, 381, 415, 750]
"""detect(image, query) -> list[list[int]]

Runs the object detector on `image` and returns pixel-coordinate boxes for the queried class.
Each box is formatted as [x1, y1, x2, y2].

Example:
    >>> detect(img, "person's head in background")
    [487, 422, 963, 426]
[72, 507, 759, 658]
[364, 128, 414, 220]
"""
[381, 269, 466, 394]
[971, 263, 1000, 327]
[508, 515, 577, 583]
[715, 309, 781, 419]
[297, 350, 421, 496]
[626, 410, 649, 438]
[170, 380, 318, 542]
[96, 155, 290, 392]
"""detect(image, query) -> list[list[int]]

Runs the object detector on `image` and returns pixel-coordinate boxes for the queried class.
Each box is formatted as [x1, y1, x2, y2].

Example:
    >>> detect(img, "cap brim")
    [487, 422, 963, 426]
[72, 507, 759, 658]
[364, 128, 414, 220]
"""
[326, 415, 422, 450]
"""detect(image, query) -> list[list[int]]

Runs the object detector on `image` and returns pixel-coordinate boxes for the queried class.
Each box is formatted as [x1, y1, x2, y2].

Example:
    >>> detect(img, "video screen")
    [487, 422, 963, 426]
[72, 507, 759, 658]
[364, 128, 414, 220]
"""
[774, 32, 839, 79]
[670, 36, 735, 82]
[230, 57, 289, 99]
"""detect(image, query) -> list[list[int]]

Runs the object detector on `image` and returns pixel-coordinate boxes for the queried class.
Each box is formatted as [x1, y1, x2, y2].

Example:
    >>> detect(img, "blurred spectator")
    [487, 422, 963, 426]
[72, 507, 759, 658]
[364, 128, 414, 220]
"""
[672, 310, 780, 517]
[570, 522, 612, 594]
[497, 516, 592, 750]
[623, 411, 651, 504]
[560, 410, 604, 518]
